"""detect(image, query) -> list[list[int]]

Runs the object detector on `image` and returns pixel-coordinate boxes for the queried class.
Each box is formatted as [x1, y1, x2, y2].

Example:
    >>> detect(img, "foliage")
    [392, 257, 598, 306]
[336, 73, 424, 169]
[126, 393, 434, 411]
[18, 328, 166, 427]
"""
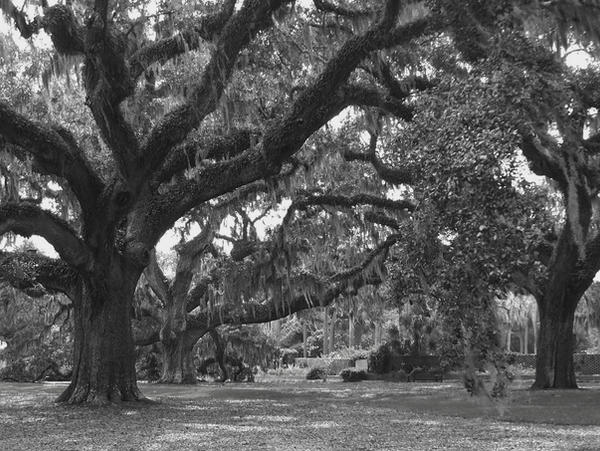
[339, 367, 368, 382]
[305, 366, 327, 380]
[367, 339, 409, 375]
[0, 284, 72, 382]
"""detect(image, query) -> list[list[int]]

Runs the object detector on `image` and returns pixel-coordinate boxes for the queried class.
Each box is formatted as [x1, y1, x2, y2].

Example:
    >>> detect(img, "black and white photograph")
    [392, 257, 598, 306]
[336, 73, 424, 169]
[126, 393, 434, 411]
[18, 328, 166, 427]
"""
[1, 0, 600, 449]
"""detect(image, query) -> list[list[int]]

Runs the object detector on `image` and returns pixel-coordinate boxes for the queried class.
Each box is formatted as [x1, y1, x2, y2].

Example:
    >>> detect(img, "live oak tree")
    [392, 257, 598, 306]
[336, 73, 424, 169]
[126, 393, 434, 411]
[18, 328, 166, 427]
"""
[0, 0, 432, 403]
[133, 146, 412, 383]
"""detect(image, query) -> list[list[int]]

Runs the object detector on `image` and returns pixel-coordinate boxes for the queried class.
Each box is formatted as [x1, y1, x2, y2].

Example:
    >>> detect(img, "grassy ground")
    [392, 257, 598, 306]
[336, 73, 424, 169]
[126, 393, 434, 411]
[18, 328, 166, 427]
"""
[1, 377, 600, 450]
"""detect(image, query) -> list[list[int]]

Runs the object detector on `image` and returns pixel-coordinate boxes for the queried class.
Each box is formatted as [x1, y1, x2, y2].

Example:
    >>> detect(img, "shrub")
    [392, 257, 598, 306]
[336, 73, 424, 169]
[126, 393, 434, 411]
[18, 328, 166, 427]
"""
[367, 340, 410, 374]
[339, 368, 368, 382]
[306, 367, 327, 380]
[368, 344, 392, 374]
[279, 348, 298, 366]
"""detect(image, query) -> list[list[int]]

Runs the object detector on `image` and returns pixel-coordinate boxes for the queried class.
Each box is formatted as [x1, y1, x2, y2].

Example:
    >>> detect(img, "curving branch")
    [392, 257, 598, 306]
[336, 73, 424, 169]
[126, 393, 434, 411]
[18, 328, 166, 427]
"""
[313, 0, 374, 18]
[0, 202, 92, 270]
[129, 0, 238, 81]
[0, 101, 103, 214]
[282, 192, 414, 228]
[154, 129, 255, 185]
[185, 233, 399, 331]
[129, 4, 429, 249]
[343, 131, 414, 185]
[0, 251, 79, 299]
[141, 0, 289, 179]
[341, 83, 414, 120]
[520, 132, 567, 189]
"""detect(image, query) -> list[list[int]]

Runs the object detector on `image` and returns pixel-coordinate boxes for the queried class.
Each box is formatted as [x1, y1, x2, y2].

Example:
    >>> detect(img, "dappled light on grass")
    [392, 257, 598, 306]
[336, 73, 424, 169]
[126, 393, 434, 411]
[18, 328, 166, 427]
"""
[2, 380, 600, 450]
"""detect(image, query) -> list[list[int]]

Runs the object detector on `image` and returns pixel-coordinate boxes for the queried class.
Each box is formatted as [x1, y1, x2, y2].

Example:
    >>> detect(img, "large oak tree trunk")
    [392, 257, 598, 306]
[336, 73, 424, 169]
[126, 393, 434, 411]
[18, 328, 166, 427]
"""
[532, 292, 578, 389]
[159, 332, 198, 384]
[56, 269, 142, 404]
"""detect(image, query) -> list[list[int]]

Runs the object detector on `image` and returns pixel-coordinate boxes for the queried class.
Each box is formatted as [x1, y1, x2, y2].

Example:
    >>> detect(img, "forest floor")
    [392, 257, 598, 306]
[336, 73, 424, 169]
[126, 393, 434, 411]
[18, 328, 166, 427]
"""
[1, 377, 600, 450]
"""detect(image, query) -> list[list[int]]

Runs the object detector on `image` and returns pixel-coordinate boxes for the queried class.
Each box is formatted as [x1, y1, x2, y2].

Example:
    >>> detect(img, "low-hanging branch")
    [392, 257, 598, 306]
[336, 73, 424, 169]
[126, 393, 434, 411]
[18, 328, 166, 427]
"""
[184, 232, 399, 333]
[0, 202, 92, 270]
[0, 251, 79, 299]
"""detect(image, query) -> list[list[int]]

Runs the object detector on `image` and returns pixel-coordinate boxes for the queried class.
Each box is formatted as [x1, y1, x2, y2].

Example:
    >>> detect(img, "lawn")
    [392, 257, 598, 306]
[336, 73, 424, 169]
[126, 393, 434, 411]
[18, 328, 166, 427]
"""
[1, 377, 600, 450]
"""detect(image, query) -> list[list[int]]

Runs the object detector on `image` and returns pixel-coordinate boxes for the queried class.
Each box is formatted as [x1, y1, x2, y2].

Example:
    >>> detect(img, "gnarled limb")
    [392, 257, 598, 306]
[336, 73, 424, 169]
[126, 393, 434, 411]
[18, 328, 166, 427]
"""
[313, 0, 374, 18]
[0, 202, 92, 270]
[142, 0, 289, 178]
[129, 0, 238, 81]
[0, 101, 103, 214]
[186, 233, 399, 331]
[154, 129, 255, 185]
[341, 84, 414, 120]
[343, 131, 414, 184]
[0, 251, 79, 299]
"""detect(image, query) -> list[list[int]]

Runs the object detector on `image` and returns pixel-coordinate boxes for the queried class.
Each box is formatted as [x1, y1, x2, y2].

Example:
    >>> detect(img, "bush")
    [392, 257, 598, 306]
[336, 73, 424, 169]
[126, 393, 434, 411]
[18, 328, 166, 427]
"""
[279, 348, 298, 366]
[339, 368, 368, 382]
[368, 344, 392, 374]
[367, 340, 410, 374]
[306, 367, 327, 380]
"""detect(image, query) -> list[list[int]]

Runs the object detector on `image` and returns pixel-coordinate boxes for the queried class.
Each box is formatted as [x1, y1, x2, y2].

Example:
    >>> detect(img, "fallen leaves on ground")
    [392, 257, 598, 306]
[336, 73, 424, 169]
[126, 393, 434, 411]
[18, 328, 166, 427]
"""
[1, 378, 599, 450]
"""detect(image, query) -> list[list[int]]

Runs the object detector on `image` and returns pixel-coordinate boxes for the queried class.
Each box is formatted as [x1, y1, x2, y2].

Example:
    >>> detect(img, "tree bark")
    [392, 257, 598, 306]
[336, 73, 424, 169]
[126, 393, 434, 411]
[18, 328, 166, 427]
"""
[329, 308, 337, 352]
[302, 321, 308, 358]
[349, 311, 355, 349]
[158, 331, 198, 384]
[323, 308, 329, 356]
[532, 291, 579, 389]
[56, 269, 142, 404]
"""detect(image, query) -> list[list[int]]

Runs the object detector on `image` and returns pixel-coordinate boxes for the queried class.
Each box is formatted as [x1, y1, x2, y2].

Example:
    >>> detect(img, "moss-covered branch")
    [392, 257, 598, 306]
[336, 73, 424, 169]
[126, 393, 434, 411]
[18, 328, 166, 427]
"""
[0, 251, 79, 298]
[0, 101, 103, 215]
[0, 202, 92, 270]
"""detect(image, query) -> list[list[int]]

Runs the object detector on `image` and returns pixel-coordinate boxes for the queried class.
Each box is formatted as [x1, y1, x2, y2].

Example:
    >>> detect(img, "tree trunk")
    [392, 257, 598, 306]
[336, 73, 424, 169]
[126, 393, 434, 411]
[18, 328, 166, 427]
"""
[506, 327, 511, 352]
[323, 308, 329, 356]
[524, 319, 529, 354]
[329, 308, 336, 352]
[348, 311, 355, 349]
[210, 329, 228, 381]
[56, 270, 142, 404]
[302, 321, 307, 358]
[159, 331, 198, 384]
[532, 292, 579, 389]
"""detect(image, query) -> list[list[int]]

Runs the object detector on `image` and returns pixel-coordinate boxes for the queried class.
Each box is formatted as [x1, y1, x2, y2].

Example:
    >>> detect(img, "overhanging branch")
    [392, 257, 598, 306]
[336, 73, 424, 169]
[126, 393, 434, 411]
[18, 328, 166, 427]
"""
[0, 251, 79, 298]
[0, 101, 103, 213]
[0, 202, 92, 270]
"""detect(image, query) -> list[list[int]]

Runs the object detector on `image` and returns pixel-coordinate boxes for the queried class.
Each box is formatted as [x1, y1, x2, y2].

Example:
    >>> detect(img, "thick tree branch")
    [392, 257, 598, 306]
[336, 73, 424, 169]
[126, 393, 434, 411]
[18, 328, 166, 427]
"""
[313, 0, 374, 18]
[129, 0, 238, 81]
[143, 250, 170, 305]
[130, 6, 429, 248]
[341, 84, 414, 120]
[154, 129, 255, 185]
[283, 192, 414, 227]
[142, 0, 288, 179]
[186, 234, 398, 331]
[520, 132, 568, 189]
[343, 132, 414, 184]
[0, 202, 92, 270]
[0, 101, 103, 214]
[0, 251, 79, 298]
